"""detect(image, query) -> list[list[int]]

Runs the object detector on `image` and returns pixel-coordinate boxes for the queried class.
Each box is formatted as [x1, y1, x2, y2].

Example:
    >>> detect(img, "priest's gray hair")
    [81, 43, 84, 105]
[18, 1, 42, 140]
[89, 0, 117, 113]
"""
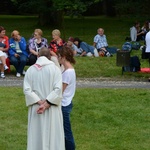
[38, 47, 50, 59]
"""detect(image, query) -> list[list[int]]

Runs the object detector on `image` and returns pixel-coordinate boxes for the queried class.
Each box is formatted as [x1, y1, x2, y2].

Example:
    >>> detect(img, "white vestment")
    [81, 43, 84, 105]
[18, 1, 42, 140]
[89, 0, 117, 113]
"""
[23, 56, 65, 150]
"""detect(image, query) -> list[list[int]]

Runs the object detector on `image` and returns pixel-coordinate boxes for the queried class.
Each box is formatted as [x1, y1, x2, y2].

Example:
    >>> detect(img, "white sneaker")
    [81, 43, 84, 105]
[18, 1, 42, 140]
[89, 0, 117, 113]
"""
[1, 73, 5, 78]
[16, 73, 21, 77]
[4, 65, 9, 70]
[22, 70, 26, 75]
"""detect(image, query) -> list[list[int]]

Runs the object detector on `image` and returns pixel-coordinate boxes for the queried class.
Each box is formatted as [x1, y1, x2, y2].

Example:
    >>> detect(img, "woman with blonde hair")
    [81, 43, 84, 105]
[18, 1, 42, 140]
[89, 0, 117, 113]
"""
[49, 29, 65, 56]
[28, 29, 48, 65]
[49, 29, 66, 69]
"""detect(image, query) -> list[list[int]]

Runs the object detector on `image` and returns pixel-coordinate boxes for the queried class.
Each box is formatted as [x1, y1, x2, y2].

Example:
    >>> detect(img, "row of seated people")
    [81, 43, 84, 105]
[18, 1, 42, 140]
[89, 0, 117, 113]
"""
[0, 26, 117, 78]
[0, 27, 65, 78]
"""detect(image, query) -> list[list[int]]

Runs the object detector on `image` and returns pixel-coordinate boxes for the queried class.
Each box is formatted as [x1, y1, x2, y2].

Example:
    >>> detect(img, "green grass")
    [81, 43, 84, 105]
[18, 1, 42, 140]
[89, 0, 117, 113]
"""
[0, 15, 146, 45]
[1, 15, 150, 80]
[0, 87, 149, 150]
[0, 15, 149, 150]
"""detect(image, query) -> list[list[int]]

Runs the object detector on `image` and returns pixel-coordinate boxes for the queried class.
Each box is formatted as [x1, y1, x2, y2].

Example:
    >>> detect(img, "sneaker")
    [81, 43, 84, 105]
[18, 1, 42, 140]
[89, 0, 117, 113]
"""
[1, 73, 5, 78]
[4, 65, 9, 70]
[22, 70, 26, 75]
[106, 52, 111, 57]
[16, 73, 21, 77]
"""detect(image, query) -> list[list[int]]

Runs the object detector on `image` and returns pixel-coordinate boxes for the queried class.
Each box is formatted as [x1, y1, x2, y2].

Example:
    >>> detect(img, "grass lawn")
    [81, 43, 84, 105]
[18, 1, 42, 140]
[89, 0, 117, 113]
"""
[0, 15, 150, 149]
[1, 15, 150, 80]
[0, 87, 149, 150]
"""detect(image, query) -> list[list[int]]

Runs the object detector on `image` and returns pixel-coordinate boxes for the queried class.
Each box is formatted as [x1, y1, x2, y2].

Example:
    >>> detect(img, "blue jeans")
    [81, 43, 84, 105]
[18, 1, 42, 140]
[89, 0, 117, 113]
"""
[106, 47, 117, 54]
[62, 102, 75, 150]
[10, 53, 27, 74]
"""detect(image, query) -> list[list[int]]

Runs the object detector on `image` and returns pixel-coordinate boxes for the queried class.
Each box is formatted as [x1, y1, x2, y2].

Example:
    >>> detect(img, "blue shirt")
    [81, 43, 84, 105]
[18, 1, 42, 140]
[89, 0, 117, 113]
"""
[9, 37, 28, 57]
[93, 34, 108, 49]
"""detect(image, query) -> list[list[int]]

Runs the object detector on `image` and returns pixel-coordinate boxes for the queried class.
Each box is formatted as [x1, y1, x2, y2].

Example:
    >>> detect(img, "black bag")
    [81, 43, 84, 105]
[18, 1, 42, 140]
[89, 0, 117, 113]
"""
[141, 45, 149, 59]
[130, 56, 141, 72]
[123, 56, 141, 72]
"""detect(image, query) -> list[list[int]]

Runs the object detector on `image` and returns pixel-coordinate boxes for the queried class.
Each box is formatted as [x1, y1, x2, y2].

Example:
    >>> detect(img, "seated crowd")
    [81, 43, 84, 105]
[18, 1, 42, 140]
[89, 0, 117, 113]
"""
[0, 26, 117, 79]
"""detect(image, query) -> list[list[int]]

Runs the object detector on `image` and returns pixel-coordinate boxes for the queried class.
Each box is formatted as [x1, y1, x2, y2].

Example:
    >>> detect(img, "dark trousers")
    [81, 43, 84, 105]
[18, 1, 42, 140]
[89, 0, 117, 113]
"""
[10, 53, 27, 73]
[29, 54, 37, 65]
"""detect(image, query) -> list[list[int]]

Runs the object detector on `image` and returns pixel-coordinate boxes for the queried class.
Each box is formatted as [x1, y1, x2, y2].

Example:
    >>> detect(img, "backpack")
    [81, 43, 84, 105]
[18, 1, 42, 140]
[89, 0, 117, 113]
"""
[123, 56, 141, 72]
[131, 41, 141, 50]
[130, 56, 141, 72]
[122, 42, 132, 51]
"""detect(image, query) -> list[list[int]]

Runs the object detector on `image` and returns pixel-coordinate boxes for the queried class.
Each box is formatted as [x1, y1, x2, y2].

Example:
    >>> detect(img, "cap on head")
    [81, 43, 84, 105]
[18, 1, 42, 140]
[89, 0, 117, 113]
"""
[68, 37, 74, 42]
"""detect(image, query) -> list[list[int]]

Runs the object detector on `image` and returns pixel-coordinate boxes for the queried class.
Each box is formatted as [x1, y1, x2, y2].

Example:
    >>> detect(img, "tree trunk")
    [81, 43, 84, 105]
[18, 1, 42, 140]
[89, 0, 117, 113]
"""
[38, 10, 64, 28]
[103, 0, 116, 17]
[38, 10, 66, 40]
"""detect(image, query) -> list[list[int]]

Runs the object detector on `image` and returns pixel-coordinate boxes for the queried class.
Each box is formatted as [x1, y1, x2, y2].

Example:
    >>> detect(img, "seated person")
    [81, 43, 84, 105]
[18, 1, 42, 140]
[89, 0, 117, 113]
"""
[49, 29, 66, 69]
[9, 30, 28, 77]
[73, 37, 99, 57]
[67, 37, 83, 56]
[28, 29, 48, 65]
[0, 26, 9, 78]
[130, 21, 145, 41]
[0, 51, 8, 78]
[49, 29, 65, 56]
[93, 28, 117, 56]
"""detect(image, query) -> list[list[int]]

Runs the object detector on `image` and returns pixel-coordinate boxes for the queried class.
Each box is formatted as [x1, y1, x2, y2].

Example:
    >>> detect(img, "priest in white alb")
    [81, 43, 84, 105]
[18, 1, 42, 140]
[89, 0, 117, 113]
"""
[23, 47, 65, 150]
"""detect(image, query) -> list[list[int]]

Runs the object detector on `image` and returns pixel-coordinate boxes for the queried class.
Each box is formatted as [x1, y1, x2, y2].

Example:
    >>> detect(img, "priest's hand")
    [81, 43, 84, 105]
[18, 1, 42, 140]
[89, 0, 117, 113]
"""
[37, 100, 45, 105]
[37, 101, 50, 114]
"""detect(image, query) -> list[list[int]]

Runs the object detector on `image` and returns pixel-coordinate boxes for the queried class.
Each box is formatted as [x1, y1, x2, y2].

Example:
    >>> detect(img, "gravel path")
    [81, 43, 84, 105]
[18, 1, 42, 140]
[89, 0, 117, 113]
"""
[0, 75, 150, 88]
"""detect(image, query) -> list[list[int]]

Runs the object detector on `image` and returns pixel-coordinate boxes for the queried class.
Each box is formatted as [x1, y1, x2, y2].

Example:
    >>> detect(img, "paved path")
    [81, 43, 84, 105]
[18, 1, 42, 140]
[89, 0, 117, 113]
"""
[0, 75, 150, 88]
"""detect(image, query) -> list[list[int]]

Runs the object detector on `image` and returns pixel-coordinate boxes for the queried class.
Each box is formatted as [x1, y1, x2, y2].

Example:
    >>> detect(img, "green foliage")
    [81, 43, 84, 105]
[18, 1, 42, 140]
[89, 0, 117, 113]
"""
[11, 0, 101, 15]
[0, 87, 150, 150]
[114, 0, 150, 16]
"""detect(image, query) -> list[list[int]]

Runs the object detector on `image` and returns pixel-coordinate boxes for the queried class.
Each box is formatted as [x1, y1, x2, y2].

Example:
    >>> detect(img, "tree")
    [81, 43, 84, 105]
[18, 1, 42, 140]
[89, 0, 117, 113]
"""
[102, 0, 116, 17]
[114, 0, 150, 17]
[10, 0, 102, 27]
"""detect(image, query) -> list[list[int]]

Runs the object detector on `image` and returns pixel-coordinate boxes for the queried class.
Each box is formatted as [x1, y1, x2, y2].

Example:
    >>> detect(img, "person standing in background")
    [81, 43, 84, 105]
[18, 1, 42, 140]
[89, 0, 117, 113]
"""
[130, 21, 145, 41]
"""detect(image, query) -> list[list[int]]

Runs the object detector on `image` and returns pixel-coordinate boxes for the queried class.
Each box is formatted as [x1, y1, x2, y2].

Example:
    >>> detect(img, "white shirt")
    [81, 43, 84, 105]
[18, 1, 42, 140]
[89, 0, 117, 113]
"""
[145, 31, 150, 53]
[62, 68, 76, 106]
[130, 26, 137, 41]
[15, 41, 22, 53]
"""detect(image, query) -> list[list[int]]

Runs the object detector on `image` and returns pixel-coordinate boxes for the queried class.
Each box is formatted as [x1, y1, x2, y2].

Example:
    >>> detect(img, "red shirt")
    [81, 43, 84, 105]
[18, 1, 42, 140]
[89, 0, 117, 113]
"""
[0, 35, 9, 49]
[49, 39, 65, 53]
